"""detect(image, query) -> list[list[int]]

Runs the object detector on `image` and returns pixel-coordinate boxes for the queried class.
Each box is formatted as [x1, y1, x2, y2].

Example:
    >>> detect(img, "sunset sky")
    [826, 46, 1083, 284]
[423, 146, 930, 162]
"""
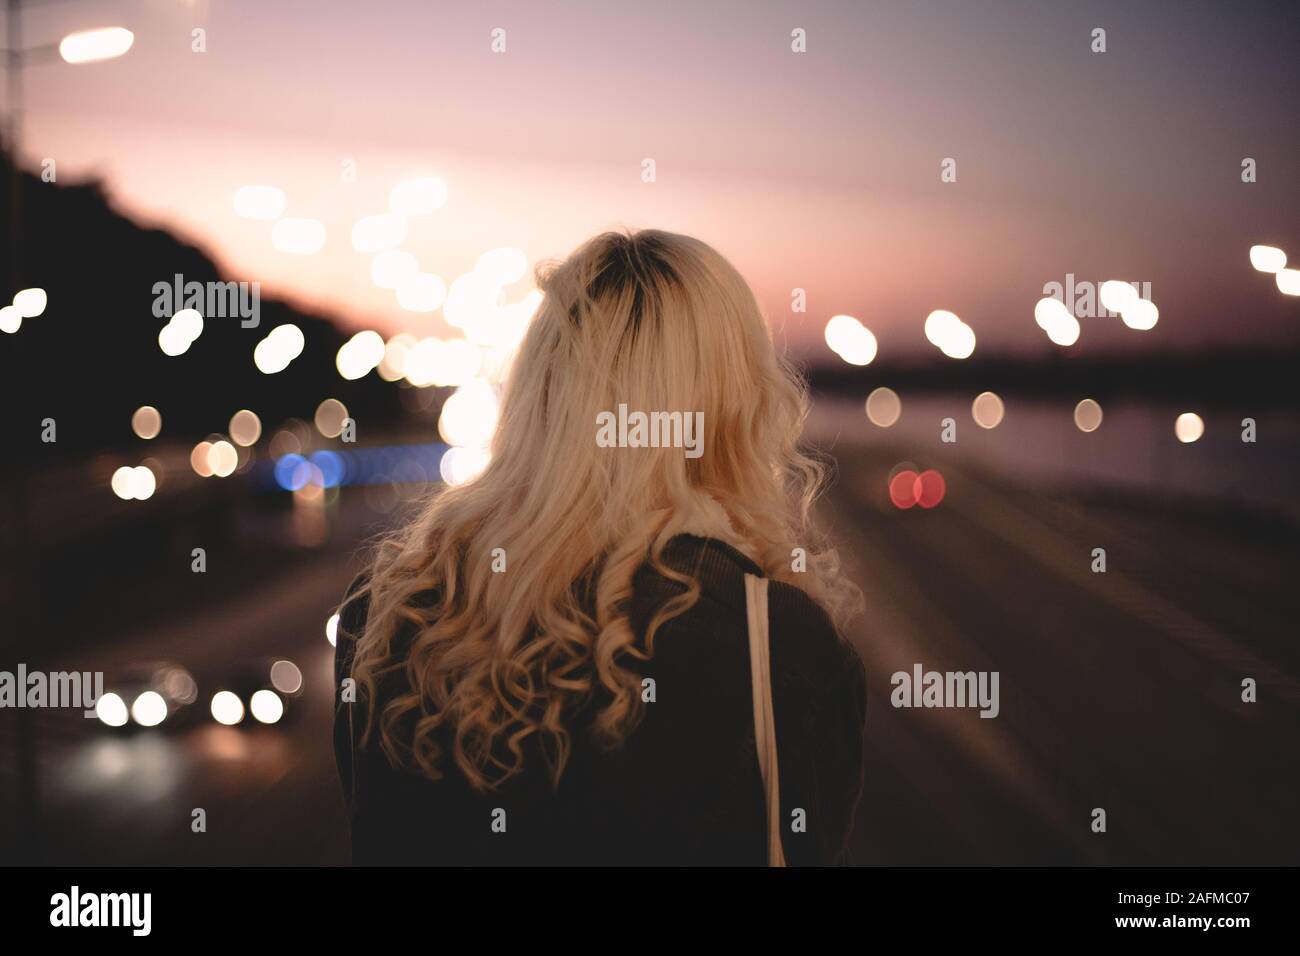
[17, 0, 1300, 362]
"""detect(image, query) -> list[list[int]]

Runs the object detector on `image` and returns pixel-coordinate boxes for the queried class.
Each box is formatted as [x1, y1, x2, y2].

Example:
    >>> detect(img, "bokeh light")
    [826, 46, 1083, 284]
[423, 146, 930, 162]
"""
[924, 310, 976, 359]
[389, 176, 448, 217]
[439, 445, 491, 486]
[270, 218, 327, 255]
[438, 379, 499, 447]
[824, 314, 877, 366]
[1034, 297, 1080, 346]
[270, 660, 303, 695]
[370, 250, 420, 290]
[314, 398, 349, 438]
[864, 386, 901, 427]
[95, 692, 129, 728]
[208, 440, 238, 478]
[336, 330, 386, 380]
[914, 469, 946, 509]
[396, 272, 448, 313]
[249, 689, 284, 725]
[1175, 412, 1204, 443]
[350, 213, 408, 253]
[12, 288, 47, 318]
[131, 405, 162, 440]
[253, 324, 305, 374]
[971, 391, 1005, 429]
[1073, 398, 1104, 433]
[1249, 244, 1286, 273]
[229, 409, 263, 446]
[210, 690, 245, 726]
[131, 691, 168, 727]
[889, 469, 919, 509]
[191, 441, 214, 477]
[233, 185, 287, 221]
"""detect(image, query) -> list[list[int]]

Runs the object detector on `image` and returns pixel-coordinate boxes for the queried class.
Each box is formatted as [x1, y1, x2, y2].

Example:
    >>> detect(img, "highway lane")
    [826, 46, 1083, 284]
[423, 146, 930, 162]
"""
[7, 449, 1297, 865]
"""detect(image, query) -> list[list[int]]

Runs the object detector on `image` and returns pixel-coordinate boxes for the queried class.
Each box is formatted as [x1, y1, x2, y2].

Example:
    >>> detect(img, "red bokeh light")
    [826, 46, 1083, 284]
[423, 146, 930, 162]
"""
[889, 469, 919, 509]
[914, 469, 946, 508]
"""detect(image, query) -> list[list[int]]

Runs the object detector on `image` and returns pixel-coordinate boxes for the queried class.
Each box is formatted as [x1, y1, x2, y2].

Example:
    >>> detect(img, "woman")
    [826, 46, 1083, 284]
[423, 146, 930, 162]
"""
[334, 229, 867, 865]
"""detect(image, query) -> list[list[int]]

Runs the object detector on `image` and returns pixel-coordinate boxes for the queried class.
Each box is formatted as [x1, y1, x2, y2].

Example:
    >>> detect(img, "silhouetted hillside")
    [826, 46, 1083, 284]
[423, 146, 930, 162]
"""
[0, 152, 402, 473]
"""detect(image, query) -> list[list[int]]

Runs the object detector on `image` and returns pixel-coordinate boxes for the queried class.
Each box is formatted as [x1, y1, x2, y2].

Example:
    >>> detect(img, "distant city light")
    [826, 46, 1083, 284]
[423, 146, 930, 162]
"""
[95, 692, 129, 728]
[110, 466, 135, 499]
[370, 250, 420, 290]
[191, 441, 215, 477]
[438, 379, 499, 448]
[924, 310, 975, 359]
[475, 247, 529, 286]
[210, 690, 245, 726]
[158, 308, 202, 356]
[1073, 398, 1103, 433]
[823, 314, 877, 366]
[171, 308, 204, 341]
[1175, 412, 1204, 443]
[1033, 297, 1080, 346]
[131, 691, 168, 727]
[439, 445, 491, 486]
[389, 177, 449, 217]
[1120, 297, 1159, 331]
[229, 409, 263, 446]
[205, 440, 237, 477]
[378, 333, 417, 381]
[58, 27, 134, 64]
[336, 330, 386, 380]
[889, 469, 920, 509]
[271, 217, 327, 255]
[131, 405, 162, 440]
[396, 272, 448, 313]
[249, 689, 284, 725]
[914, 469, 946, 509]
[325, 613, 340, 647]
[234, 185, 287, 221]
[270, 660, 303, 695]
[1276, 268, 1300, 296]
[971, 391, 1005, 429]
[402, 336, 482, 388]
[350, 213, 408, 254]
[1249, 245, 1287, 273]
[111, 464, 157, 500]
[314, 398, 349, 438]
[864, 386, 902, 427]
[158, 323, 191, 356]
[254, 324, 305, 373]
[12, 288, 47, 318]
[1098, 280, 1138, 314]
[0, 305, 21, 334]
[443, 272, 501, 329]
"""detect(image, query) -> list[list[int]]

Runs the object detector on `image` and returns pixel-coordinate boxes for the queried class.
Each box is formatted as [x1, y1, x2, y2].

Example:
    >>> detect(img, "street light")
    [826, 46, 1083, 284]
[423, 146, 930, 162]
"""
[57, 25, 134, 64]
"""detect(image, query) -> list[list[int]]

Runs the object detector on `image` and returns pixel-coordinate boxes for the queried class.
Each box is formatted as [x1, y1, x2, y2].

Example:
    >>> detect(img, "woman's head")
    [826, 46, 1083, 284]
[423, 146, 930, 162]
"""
[350, 229, 857, 790]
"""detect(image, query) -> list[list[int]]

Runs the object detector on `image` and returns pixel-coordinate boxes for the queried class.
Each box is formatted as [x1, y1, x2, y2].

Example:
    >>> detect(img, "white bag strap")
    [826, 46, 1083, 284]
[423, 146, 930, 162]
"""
[744, 572, 787, 867]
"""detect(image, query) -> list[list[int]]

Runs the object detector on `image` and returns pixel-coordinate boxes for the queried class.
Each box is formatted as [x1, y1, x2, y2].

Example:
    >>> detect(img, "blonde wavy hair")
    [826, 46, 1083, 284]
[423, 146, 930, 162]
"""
[347, 229, 859, 791]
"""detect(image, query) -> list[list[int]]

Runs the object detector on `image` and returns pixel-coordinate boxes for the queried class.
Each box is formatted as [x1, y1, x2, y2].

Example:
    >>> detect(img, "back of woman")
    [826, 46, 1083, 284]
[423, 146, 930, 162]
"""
[334, 229, 867, 866]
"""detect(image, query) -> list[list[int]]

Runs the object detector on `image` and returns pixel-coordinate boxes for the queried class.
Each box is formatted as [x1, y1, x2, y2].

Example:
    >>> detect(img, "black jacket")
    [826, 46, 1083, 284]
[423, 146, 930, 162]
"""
[333, 534, 867, 865]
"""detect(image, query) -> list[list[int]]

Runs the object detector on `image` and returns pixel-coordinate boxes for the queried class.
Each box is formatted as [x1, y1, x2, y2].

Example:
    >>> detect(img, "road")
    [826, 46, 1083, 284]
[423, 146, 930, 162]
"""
[6, 443, 1298, 865]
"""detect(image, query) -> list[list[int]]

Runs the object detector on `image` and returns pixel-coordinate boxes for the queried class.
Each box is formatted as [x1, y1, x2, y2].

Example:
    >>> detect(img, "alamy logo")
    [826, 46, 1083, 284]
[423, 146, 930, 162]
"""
[890, 663, 1000, 719]
[1043, 273, 1151, 319]
[50, 886, 151, 936]
[596, 404, 704, 459]
[152, 273, 260, 328]
[0, 664, 103, 717]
